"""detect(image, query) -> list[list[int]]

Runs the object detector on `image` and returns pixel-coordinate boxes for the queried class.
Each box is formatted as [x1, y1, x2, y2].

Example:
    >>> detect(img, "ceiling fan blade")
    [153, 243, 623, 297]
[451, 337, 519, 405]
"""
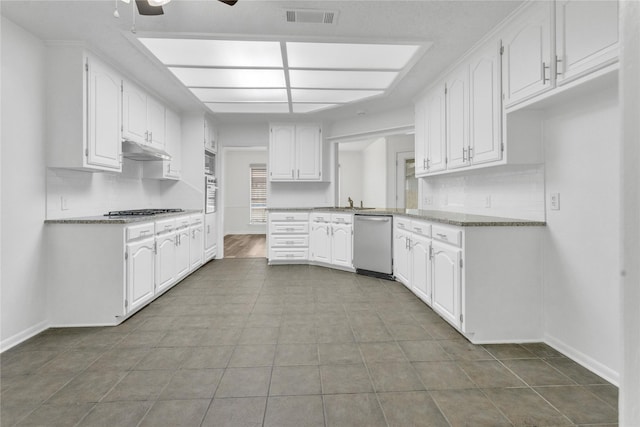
[218, 0, 238, 6]
[136, 0, 164, 15]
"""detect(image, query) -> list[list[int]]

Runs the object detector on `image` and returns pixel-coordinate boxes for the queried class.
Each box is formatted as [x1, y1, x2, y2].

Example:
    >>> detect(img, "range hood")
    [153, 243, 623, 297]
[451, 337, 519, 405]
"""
[122, 139, 172, 161]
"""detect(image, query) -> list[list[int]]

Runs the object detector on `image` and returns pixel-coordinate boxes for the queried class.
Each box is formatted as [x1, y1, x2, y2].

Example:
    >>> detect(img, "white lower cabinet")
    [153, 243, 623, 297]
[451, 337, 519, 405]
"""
[205, 212, 217, 262]
[46, 213, 207, 327]
[268, 211, 310, 263]
[126, 236, 156, 313]
[189, 215, 204, 271]
[410, 233, 432, 306]
[308, 213, 353, 270]
[431, 241, 462, 328]
[393, 227, 412, 287]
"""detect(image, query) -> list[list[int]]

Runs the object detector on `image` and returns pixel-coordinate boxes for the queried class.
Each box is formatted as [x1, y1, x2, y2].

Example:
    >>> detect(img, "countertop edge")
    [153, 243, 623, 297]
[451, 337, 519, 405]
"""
[44, 210, 204, 225]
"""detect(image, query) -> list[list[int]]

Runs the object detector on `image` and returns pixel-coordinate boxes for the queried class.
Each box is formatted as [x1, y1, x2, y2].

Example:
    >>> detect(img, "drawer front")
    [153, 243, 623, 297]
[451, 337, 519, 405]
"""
[270, 222, 309, 234]
[270, 212, 309, 222]
[270, 248, 309, 261]
[432, 225, 462, 247]
[175, 216, 191, 229]
[331, 213, 353, 224]
[126, 222, 155, 241]
[394, 216, 411, 230]
[190, 214, 204, 225]
[270, 235, 309, 247]
[411, 220, 431, 237]
[310, 212, 331, 223]
[155, 218, 176, 233]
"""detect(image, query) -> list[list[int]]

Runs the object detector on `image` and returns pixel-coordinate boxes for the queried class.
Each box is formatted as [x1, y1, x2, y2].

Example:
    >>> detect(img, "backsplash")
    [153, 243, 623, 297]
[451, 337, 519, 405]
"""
[46, 160, 202, 219]
[420, 164, 545, 221]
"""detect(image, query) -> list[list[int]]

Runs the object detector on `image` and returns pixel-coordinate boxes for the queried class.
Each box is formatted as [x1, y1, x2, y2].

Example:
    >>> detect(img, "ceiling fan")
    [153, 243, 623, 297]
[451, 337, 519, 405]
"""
[134, 0, 238, 16]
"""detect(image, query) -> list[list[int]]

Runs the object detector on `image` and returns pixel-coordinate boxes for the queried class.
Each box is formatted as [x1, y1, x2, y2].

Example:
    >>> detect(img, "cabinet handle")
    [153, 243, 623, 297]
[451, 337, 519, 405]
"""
[286, 216, 294, 220]
[462, 148, 467, 162]
[423, 159, 427, 170]
[291, 169, 294, 178]
[555, 55, 563, 77]
[145, 131, 149, 141]
[415, 228, 422, 233]
[297, 169, 300, 178]
[286, 227, 294, 232]
[286, 241, 294, 245]
[150, 131, 153, 141]
[326, 227, 329, 236]
[426, 158, 430, 170]
[468, 147, 473, 160]
[541, 61, 550, 85]
[436, 233, 448, 240]
[429, 246, 433, 260]
[167, 164, 171, 173]
[207, 225, 210, 234]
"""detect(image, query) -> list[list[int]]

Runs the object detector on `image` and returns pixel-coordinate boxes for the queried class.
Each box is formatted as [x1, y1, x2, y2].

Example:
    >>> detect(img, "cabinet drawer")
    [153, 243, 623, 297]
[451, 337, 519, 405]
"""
[432, 225, 462, 247]
[270, 222, 309, 234]
[190, 214, 203, 225]
[331, 213, 353, 224]
[126, 222, 155, 241]
[155, 218, 176, 233]
[310, 212, 331, 223]
[270, 248, 309, 261]
[411, 221, 431, 237]
[270, 235, 309, 248]
[270, 212, 309, 222]
[394, 216, 411, 230]
[175, 216, 191, 229]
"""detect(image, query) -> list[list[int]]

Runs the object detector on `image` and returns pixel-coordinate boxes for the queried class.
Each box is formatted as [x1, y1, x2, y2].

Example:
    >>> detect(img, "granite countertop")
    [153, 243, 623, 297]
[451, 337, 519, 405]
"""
[44, 209, 203, 225]
[267, 207, 546, 227]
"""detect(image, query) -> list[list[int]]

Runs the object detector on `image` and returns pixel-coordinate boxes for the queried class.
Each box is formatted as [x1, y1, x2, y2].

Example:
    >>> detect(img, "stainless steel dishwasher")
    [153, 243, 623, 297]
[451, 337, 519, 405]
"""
[353, 214, 393, 280]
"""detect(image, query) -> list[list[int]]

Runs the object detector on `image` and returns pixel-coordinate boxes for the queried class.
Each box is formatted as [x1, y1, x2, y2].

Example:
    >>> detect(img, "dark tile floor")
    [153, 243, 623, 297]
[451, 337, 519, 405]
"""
[0, 259, 618, 426]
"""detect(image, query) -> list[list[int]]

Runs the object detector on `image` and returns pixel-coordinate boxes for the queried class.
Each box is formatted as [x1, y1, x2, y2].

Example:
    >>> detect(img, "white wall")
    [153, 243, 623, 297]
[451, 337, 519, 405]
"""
[223, 148, 267, 235]
[362, 138, 387, 208]
[421, 165, 546, 221]
[542, 86, 621, 384]
[337, 150, 363, 208]
[328, 107, 414, 139]
[1, 17, 48, 349]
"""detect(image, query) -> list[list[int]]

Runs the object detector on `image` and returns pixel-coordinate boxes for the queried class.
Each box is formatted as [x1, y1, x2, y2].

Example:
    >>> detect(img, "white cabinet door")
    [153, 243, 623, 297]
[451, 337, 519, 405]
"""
[175, 228, 190, 279]
[411, 234, 432, 306]
[310, 222, 331, 263]
[269, 125, 296, 181]
[393, 229, 411, 287]
[446, 67, 470, 170]
[426, 88, 447, 173]
[414, 96, 428, 177]
[331, 224, 353, 268]
[147, 97, 166, 149]
[432, 241, 462, 328]
[86, 57, 122, 171]
[155, 233, 176, 294]
[205, 213, 217, 261]
[204, 117, 217, 153]
[189, 225, 204, 271]
[296, 125, 322, 181]
[469, 42, 503, 165]
[126, 237, 155, 313]
[122, 82, 147, 145]
[502, 2, 552, 106]
[555, 0, 619, 84]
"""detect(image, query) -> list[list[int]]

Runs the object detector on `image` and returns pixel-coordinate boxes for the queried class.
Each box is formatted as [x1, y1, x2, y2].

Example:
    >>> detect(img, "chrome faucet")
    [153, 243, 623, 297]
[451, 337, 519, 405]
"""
[348, 197, 354, 208]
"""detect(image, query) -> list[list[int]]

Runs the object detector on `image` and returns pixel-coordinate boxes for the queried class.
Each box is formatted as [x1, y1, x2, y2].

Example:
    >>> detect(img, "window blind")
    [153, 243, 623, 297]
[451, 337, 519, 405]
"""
[250, 164, 267, 224]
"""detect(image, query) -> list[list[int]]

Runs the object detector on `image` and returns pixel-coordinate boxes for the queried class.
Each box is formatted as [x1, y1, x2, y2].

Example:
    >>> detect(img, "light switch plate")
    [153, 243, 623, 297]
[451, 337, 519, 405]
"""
[550, 193, 560, 210]
[60, 196, 69, 211]
[485, 195, 492, 208]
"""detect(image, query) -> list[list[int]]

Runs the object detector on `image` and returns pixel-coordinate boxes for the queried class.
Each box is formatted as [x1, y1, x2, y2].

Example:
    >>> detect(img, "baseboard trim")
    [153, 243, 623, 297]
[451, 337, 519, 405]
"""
[544, 334, 620, 386]
[0, 320, 49, 353]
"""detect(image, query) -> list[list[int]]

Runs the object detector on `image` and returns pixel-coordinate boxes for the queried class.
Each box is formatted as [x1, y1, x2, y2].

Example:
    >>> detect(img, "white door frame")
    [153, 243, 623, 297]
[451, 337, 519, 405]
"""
[396, 151, 415, 209]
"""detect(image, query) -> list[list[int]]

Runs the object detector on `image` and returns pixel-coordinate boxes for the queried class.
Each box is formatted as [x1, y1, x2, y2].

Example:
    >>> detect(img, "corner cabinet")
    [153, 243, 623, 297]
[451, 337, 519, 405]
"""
[47, 46, 122, 172]
[269, 124, 323, 182]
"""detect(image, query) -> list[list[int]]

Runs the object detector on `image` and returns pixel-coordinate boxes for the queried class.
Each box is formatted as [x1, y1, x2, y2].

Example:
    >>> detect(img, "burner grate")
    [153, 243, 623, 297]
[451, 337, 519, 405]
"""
[104, 209, 184, 217]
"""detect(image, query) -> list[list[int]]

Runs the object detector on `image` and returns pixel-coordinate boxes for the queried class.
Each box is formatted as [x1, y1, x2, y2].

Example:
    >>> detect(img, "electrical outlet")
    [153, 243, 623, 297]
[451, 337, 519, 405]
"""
[425, 196, 433, 206]
[550, 193, 560, 210]
[60, 196, 69, 211]
[485, 195, 492, 208]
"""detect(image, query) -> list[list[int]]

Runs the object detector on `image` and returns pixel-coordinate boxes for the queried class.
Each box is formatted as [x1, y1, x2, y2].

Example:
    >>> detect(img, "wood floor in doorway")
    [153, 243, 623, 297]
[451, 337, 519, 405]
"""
[224, 234, 266, 258]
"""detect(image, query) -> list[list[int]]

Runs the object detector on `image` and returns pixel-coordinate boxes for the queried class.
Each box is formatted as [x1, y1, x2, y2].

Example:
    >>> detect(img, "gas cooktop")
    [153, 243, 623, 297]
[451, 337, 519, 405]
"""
[104, 209, 184, 217]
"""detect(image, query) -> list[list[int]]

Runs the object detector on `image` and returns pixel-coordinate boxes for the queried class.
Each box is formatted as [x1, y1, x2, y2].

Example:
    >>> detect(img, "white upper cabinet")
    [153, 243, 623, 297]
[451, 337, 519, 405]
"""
[269, 123, 322, 182]
[425, 87, 447, 174]
[295, 125, 322, 181]
[47, 47, 122, 172]
[502, 2, 553, 107]
[555, 0, 619, 85]
[445, 65, 470, 170]
[122, 81, 166, 149]
[204, 117, 217, 153]
[414, 97, 428, 176]
[468, 41, 503, 165]
[143, 108, 182, 180]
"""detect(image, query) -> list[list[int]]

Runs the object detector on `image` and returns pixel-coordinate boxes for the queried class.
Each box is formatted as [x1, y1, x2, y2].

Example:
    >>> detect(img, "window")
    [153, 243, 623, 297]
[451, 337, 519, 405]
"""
[250, 164, 267, 223]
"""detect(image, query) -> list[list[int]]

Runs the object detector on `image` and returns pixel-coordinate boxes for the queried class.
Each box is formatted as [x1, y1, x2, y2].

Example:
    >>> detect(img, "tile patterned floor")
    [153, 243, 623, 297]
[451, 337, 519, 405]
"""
[0, 259, 619, 426]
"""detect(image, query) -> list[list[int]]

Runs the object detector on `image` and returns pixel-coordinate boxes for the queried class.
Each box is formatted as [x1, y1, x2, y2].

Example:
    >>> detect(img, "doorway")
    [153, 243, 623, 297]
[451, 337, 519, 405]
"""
[396, 151, 418, 209]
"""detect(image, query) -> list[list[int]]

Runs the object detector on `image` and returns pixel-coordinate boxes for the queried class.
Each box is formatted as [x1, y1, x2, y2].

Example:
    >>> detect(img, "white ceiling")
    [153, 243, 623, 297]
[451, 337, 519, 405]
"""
[0, 0, 523, 123]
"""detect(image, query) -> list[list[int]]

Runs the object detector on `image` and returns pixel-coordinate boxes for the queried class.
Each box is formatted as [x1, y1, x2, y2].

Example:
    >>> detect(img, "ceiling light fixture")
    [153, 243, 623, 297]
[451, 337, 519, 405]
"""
[148, 0, 171, 6]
